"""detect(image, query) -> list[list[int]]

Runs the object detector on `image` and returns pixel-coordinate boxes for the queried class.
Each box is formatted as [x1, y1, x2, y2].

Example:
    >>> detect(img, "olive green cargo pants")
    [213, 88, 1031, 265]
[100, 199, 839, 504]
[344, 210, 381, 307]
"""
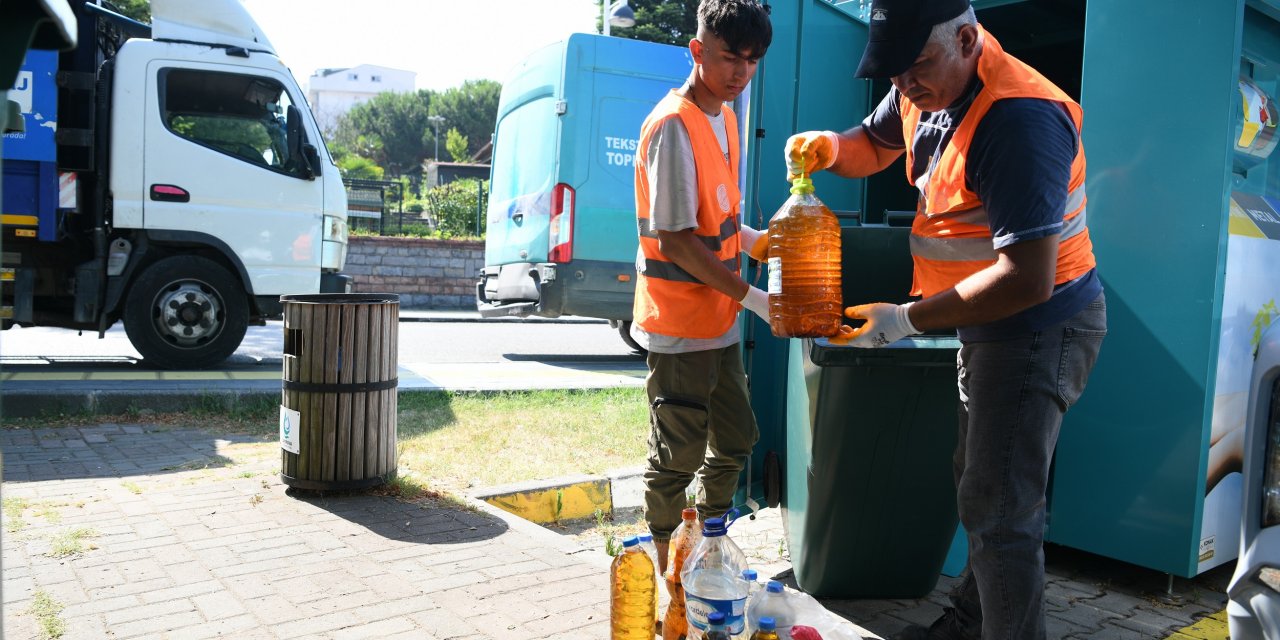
[643, 345, 759, 542]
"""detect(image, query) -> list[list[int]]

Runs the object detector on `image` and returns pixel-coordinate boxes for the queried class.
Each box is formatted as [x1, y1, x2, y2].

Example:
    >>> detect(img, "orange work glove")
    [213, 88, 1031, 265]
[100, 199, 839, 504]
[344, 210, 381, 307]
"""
[784, 130, 840, 182]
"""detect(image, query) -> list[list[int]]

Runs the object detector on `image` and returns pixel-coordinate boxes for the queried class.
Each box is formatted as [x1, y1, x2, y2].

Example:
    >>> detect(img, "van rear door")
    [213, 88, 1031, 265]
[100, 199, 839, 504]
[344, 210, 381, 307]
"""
[484, 44, 563, 267]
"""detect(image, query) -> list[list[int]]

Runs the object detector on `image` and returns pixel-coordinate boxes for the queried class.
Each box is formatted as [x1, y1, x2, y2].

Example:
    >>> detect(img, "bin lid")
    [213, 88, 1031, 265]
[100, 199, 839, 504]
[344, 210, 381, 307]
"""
[280, 293, 399, 305]
[809, 335, 961, 367]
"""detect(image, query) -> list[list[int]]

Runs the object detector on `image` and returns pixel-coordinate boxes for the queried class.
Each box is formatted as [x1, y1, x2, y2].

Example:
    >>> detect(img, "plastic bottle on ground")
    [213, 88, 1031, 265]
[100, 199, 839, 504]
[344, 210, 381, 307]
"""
[705, 611, 733, 640]
[750, 616, 780, 640]
[664, 508, 702, 640]
[612, 536, 657, 640]
[741, 569, 761, 599]
[681, 516, 750, 637]
[746, 580, 797, 638]
[766, 175, 842, 338]
[639, 533, 661, 625]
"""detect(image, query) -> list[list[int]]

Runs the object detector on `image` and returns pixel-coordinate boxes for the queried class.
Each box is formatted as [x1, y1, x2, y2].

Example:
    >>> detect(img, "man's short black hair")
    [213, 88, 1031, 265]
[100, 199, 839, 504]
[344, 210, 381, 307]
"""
[698, 0, 773, 59]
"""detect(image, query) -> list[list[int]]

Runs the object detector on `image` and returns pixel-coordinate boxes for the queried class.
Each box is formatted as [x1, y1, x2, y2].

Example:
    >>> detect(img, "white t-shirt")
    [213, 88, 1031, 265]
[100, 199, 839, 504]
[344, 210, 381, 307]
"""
[631, 108, 740, 354]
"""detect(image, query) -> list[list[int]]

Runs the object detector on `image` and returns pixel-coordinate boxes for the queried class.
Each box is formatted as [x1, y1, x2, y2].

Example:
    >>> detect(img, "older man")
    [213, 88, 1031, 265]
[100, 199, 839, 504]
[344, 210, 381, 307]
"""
[787, 1, 1107, 638]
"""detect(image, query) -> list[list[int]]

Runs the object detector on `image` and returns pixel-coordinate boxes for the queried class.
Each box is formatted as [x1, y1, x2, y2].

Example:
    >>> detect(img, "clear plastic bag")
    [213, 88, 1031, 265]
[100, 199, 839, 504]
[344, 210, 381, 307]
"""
[783, 588, 864, 640]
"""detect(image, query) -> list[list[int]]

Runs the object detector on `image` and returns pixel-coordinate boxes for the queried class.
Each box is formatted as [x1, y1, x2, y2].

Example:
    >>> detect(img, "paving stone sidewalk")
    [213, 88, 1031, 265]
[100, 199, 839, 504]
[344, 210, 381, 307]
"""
[1, 424, 615, 639]
[1, 422, 1234, 639]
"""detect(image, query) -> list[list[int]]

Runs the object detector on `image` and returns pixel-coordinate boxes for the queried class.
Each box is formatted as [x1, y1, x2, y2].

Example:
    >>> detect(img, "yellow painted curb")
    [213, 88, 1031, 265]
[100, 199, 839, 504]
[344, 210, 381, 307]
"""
[478, 476, 612, 525]
[1168, 609, 1229, 640]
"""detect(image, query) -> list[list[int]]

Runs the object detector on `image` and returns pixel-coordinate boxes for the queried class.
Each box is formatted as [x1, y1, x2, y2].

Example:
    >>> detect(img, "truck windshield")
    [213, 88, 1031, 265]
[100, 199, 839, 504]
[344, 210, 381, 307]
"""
[160, 68, 308, 178]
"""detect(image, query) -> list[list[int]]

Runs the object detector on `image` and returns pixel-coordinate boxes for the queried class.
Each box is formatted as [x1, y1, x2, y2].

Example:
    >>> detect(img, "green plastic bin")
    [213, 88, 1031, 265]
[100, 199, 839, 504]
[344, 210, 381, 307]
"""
[780, 224, 962, 599]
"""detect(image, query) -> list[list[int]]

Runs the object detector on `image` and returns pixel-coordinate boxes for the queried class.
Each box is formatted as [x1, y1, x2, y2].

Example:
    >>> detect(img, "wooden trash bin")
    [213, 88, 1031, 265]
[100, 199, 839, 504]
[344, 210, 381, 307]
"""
[279, 293, 399, 491]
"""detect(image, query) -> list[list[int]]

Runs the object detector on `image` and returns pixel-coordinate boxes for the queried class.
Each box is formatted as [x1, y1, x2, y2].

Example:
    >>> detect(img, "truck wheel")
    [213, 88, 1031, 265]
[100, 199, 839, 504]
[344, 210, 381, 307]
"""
[123, 256, 249, 369]
[618, 320, 647, 355]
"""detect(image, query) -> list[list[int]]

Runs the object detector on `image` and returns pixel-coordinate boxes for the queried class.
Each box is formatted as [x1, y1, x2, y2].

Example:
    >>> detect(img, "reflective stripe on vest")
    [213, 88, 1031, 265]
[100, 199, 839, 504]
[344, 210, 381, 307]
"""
[900, 27, 1097, 298]
[909, 188, 1087, 262]
[632, 91, 743, 339]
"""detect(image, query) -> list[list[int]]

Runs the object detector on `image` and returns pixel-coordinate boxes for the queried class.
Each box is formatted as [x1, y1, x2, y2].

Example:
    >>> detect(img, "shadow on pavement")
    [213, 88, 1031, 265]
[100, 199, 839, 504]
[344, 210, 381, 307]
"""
[286, 490, 510, 545]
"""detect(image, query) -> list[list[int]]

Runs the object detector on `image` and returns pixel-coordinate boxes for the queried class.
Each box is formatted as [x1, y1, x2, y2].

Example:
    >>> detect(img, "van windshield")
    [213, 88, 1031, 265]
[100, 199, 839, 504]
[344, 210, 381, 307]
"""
[490, 96, 557, 203]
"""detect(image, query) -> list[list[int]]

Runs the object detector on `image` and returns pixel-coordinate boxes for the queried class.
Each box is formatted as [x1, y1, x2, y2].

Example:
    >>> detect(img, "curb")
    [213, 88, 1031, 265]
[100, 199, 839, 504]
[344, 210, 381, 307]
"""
[1, 389, 282, 419]
[471, 468, 646, 526]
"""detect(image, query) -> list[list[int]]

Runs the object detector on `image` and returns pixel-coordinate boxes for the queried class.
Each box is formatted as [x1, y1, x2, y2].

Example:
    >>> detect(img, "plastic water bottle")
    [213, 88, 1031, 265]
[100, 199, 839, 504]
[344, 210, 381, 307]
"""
[664, 508, 701, 640]
[741, 569, 761, 599]
[705, 611, 733, 640]
[611, 536, 657, 640]
[750, 616, 780, 640]
[638, 534, 661, 625]
[681, 516, 749, 637]
[746, 581, 796, 638]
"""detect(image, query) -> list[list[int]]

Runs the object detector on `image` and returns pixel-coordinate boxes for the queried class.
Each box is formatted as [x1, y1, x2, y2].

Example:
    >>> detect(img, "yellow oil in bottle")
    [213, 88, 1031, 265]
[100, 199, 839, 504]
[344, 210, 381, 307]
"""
[612, 537, 657, 640]
[766, 176, 842, 338]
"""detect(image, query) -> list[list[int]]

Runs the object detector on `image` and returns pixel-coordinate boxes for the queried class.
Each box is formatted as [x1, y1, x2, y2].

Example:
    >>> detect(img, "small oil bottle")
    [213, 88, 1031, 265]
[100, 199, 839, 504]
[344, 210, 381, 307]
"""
[750, 616, 780, 640]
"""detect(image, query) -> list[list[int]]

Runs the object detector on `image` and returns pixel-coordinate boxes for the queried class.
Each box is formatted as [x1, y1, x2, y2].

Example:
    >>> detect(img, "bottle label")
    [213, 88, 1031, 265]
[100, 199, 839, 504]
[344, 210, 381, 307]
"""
[767, 257, 782, 295]
[685, 593, 746, 634]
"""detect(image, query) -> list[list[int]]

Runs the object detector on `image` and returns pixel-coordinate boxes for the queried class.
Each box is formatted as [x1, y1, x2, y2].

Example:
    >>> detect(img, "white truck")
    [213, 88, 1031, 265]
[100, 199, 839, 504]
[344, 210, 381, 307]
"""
[2, 0, 350, 369]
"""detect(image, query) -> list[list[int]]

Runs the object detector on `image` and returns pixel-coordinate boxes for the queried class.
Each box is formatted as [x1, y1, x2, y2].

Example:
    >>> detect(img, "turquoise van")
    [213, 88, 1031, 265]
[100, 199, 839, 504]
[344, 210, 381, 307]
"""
[476, 34, 692, 350]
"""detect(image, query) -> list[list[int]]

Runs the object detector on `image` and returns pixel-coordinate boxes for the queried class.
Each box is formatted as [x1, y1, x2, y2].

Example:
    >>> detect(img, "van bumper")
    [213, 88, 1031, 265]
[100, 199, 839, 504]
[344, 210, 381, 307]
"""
[476, 260, 635, 320]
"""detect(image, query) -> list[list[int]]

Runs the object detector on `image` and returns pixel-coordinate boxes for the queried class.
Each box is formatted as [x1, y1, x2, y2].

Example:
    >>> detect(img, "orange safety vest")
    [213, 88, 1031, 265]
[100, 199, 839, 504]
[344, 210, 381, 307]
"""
[901, 26, 1096, 298]
[633, 91, 743, 339]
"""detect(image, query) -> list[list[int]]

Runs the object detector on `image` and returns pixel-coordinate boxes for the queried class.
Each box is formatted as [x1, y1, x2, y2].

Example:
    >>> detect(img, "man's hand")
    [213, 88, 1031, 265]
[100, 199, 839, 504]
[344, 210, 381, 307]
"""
[784, 130, 840, 182]
[738, 286, 770, 322]
[739, 225, 769, 261]
[830, 302, 919, 348]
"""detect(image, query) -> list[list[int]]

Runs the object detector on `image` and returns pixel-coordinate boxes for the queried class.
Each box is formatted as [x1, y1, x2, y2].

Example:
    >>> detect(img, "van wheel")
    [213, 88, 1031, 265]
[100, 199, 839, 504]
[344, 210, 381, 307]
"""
[618, 320, 646, 355]
[123, 256, 249, 370]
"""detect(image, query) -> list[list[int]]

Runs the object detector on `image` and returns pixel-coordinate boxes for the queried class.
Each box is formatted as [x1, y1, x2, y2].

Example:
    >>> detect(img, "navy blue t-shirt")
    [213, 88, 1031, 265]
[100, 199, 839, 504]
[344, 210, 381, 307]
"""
[862, 82, 1102, 341]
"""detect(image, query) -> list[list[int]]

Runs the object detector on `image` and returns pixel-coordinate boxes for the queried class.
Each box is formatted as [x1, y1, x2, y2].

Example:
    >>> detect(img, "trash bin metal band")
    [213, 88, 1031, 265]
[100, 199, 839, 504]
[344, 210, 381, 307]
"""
[282, 378, 399, 393]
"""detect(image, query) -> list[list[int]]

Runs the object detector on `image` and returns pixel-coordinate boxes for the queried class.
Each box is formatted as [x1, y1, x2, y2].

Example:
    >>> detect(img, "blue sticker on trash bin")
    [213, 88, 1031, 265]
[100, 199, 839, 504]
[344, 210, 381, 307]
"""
[280, 406, 300, 454]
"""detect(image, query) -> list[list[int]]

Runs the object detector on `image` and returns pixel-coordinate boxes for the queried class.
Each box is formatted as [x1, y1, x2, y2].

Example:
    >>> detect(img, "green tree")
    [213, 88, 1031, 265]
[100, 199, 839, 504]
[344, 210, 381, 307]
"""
[445, 128, 469, 162]
[599, 0, 698, 47]
[336, 155, 384, 181]
[332, 90, 432, 177]
[106, 0, 151, 23]
[428, 80, 501, 161]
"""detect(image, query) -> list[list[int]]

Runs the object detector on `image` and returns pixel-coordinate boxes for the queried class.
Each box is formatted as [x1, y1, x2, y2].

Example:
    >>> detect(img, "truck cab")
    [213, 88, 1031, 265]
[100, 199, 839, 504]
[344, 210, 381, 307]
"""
[2, 0, 349, 369]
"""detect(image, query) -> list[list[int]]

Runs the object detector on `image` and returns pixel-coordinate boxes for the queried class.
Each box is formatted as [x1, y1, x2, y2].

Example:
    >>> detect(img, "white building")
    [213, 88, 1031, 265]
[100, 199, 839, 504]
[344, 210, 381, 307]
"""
[306, 64, 416, 134]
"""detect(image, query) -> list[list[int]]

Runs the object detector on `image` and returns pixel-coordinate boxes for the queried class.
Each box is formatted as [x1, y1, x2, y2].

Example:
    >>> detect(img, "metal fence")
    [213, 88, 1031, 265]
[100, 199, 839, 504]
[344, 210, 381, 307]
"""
[343, 177, 488, 237]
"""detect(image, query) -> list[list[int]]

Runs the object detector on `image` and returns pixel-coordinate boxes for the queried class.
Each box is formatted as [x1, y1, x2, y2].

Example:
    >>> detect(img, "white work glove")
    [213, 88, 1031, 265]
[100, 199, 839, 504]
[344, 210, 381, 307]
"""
[831, 302, 920, 348]
[738, 286, 770, 322]
[739, 225, 768, 261]
[784, 130, 840, 182]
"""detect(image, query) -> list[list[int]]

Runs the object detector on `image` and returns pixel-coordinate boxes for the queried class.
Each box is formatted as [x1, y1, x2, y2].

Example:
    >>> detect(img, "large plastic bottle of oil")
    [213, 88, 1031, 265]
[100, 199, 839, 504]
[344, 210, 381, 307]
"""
[766, 175, 842, 338]
[612, 536, 657, 640]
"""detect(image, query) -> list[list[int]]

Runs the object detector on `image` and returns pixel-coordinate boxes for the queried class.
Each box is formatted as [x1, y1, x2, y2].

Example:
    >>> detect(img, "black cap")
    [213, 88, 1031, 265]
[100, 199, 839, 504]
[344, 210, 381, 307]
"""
[855, 0, 970, 79]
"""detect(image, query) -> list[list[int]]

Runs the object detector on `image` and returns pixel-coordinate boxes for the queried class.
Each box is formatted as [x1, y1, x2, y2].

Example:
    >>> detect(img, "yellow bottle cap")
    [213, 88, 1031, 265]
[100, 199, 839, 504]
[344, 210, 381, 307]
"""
[790, 175, 814, 195]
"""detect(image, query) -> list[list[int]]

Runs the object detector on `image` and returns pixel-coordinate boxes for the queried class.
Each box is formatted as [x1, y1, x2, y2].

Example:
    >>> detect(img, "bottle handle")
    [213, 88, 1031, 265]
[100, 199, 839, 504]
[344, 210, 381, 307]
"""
[723, 507, 742, 530]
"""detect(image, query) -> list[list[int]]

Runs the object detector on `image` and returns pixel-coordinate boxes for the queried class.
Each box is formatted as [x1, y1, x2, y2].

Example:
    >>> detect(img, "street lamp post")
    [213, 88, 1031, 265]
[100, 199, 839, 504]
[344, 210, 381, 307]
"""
[602, 0, 635, 36]
[428, 115, 445, 161]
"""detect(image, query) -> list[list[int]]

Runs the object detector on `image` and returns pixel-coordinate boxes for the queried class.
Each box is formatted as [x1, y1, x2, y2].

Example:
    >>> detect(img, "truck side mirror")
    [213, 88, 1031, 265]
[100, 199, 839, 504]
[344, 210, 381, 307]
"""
[285, 104, 315, 180]
[303, 143, 320, 179]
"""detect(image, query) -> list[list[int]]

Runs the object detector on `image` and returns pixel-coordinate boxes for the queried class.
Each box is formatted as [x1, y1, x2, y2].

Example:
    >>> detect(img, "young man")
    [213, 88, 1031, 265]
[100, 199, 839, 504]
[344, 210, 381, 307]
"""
[631, 0, 772, 574]
[787, 0, 1106, 638]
